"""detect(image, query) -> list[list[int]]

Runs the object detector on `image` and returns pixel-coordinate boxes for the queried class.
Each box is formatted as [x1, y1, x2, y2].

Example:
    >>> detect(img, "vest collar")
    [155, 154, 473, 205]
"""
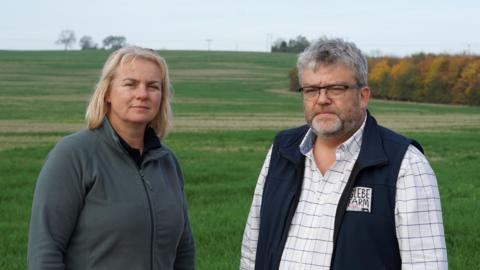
[278, 126, 309, 169]
[356, 110, 388, 169]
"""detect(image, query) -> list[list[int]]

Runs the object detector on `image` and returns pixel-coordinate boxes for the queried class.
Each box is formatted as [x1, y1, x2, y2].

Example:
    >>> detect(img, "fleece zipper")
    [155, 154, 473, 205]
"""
[138, 167, 155, 270]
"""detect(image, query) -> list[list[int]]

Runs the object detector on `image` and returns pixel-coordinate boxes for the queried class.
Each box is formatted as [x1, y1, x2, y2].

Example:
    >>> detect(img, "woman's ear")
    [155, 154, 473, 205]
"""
[105, 90, 111, 103]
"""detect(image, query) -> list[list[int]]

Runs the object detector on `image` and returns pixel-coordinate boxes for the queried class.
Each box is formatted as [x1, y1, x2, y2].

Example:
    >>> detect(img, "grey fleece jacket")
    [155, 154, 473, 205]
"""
[28, 119, 195, 270]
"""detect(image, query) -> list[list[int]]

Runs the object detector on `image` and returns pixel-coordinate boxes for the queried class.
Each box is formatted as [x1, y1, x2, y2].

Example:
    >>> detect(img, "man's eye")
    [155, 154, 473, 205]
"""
[304, 88, 317, 93]
[328, 85, 347, 90]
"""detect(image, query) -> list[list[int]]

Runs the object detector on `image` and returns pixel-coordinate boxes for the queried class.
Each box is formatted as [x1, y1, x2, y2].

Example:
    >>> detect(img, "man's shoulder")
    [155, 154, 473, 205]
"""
[377, 124, 408, 144]
[375, 122, 423, 153]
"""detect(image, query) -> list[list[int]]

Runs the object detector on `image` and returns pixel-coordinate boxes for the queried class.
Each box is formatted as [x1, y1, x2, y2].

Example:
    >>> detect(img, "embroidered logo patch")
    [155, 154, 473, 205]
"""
[347, 186, 372, 213]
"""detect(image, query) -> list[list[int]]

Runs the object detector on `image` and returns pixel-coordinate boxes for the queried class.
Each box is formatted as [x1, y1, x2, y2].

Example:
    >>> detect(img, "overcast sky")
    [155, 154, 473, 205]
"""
[2, 0, 479, 56]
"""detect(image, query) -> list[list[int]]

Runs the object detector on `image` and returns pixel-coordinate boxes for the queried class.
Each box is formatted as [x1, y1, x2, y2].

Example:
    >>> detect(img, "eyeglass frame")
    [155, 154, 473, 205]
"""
[298, 83, 363, 100]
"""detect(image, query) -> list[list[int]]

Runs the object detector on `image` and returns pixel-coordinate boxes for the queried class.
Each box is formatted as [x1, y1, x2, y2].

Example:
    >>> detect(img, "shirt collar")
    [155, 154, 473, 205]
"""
[118, 126, 161, 149]
[299, 128, 316, 156]
[114, 126, 162, 167]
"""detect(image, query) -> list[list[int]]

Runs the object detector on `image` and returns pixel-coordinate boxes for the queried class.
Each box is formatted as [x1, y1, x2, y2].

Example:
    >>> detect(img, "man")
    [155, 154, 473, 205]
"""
[240, 38, 448, 270]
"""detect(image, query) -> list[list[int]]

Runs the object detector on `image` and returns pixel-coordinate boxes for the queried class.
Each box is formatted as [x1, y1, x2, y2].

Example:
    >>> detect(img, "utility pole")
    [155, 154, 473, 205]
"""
[266, 33, 273, 52]
[206, 38, 212, 51]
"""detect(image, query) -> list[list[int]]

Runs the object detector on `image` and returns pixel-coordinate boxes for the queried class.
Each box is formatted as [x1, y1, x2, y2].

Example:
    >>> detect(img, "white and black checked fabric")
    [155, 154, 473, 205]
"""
[240, 123, 447, 270]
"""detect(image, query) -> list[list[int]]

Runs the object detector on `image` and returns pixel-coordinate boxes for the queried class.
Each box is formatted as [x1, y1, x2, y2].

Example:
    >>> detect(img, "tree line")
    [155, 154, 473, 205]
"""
[55, 30, 479, 106]
[288, 53, 480, 106]
[368, 54, 480, 105]
[55, 30, 127, 50]
[271, 35, 310, 53]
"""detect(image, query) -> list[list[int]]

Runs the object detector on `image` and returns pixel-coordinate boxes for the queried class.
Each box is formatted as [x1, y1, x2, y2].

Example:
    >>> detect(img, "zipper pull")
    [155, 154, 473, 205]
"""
[144, 179, 153, 191]
[139, 169, 153, 191]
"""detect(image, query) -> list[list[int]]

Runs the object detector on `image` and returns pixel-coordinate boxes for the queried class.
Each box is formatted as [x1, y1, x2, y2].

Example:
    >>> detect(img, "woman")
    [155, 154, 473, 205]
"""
[28, 46, 195, 269]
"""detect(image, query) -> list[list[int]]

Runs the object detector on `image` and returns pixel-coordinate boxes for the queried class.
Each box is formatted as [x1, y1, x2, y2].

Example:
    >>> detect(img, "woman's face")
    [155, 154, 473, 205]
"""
[106, 59, 162, 130]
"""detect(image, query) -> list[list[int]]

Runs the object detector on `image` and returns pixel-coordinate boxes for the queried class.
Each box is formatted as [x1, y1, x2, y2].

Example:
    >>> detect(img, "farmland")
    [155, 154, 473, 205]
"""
[0, 50, 479, 269]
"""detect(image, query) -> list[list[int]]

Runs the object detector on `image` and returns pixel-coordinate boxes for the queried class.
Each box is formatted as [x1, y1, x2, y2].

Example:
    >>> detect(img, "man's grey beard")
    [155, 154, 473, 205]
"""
[310, 115, 358, 139]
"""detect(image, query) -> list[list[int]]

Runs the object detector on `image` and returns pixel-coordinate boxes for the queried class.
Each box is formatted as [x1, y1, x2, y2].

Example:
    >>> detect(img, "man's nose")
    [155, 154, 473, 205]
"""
[315, 89, 331, 104]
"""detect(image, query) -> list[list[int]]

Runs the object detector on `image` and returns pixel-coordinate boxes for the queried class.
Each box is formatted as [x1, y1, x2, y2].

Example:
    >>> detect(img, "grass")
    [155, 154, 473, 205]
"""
[405, 129, 480, 268]
[0, 50, 479, 269]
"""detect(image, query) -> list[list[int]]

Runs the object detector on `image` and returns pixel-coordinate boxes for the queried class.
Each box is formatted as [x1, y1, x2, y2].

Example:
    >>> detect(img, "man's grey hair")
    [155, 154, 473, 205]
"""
[297, 38, 368, 86]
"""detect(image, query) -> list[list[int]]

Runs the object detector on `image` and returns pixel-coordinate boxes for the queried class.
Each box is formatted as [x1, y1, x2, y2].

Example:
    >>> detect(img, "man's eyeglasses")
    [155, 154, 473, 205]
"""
[299, 84, 362, 100]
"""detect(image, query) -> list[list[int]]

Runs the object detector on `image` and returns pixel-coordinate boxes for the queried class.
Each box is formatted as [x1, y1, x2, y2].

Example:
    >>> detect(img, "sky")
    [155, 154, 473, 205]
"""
[2, 0, 479, 56]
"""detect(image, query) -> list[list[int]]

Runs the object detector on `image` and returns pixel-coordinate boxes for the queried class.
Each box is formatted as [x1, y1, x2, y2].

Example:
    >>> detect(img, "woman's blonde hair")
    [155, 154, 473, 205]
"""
[85, 46, 172, 139]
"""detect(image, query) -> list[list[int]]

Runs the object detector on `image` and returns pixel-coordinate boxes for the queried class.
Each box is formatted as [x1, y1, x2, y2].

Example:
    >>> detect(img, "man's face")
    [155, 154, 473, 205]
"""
[301, 63, 370, 141]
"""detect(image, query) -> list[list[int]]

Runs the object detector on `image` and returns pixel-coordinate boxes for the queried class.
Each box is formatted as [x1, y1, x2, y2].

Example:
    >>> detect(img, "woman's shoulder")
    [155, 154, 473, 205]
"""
[51, 128, 99, 156]
[157, 144, 182, 165]
[40, 129, 100, 175]
[159, 143, 175, 155]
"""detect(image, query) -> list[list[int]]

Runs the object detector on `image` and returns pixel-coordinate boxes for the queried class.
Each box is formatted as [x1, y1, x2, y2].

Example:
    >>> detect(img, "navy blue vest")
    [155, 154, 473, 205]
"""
[255, 113, 423, 270]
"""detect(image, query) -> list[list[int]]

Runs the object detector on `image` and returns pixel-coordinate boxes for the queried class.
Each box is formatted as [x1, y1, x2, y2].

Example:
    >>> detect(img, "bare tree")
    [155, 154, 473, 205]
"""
[79, 35, 97, 50]
[102, 36, 127, 50]
[55, 30, 76, 50]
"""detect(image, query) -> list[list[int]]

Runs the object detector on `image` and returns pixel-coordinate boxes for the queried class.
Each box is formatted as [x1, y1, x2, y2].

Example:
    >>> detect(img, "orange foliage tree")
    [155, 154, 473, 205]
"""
[452, 59, 480, 105]
[367, 54, 479, 105]
[389, 59, 417, 101]
[368, 58, 391, 99]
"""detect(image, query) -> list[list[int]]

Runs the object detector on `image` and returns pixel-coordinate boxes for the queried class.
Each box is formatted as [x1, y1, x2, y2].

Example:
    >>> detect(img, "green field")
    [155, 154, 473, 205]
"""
[0, 50, 479, 269]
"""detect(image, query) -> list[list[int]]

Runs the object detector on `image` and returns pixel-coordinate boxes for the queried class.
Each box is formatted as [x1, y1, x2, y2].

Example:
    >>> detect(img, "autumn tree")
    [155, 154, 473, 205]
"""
[422, 56, 451, 103]
[445, 56, 469, 96]
[368, 58, 391, 99]
[288, 67, 300, 92]
[389, 59, 417, 101]
[452, 60, 480, 105]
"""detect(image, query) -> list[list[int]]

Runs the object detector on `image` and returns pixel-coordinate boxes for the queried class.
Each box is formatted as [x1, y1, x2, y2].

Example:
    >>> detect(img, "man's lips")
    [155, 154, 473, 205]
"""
[315, 111, 336, 116]
[312, 111, 337, 121]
